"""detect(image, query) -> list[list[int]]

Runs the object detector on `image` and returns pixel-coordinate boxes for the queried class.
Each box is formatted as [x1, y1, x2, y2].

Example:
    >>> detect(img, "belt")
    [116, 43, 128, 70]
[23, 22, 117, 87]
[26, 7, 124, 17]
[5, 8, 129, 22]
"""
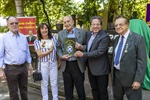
[66, 60, 77, 62]
[6, 62, 26, 67]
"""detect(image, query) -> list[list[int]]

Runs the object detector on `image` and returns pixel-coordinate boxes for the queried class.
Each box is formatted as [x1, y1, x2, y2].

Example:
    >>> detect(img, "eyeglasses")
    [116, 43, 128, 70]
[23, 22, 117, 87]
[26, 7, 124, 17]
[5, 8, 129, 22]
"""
[114, 23, 126, 28]
[10, 22, 18, 25]
[91, 24, 100, 26]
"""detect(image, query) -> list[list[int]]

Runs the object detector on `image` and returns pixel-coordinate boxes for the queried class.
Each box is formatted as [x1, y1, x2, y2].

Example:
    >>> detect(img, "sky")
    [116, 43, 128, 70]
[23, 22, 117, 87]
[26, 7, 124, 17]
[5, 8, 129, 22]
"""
[0, 17, 7, 26]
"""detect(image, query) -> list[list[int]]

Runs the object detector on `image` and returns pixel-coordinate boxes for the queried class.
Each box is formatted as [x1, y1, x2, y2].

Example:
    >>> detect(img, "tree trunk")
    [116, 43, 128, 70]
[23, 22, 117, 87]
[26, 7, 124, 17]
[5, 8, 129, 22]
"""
[15, 0, 24, 16]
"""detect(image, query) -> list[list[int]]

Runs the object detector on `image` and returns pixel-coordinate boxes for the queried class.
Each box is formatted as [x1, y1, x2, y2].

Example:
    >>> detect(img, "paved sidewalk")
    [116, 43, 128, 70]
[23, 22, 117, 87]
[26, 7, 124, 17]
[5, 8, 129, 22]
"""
[28, 69, 150, 100]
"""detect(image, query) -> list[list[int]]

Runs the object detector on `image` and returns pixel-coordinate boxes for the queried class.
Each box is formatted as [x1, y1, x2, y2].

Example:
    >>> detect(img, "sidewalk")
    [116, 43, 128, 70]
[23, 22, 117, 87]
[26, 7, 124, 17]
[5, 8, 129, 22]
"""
[28, 69, 150, 100]
[28, 69, 113, 100]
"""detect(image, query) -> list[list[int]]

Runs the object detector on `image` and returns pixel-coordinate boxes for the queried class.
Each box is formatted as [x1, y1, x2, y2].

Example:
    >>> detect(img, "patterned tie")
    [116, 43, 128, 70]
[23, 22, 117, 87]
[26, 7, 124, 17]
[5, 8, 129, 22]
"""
[114, 36, 124, 65]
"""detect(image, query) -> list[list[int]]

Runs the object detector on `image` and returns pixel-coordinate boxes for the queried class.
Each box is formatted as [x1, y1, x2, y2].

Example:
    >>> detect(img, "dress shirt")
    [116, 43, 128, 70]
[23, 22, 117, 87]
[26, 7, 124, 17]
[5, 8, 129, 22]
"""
[67, 28, 76, 61]
[88, 33, 97, 51]
[114, 29, 130, 70]
[0, 31, 31, 68]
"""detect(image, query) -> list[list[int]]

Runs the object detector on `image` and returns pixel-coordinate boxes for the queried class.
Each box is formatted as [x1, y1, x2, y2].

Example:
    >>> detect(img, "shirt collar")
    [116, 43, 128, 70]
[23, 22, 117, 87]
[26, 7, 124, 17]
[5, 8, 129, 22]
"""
[121, 29, 130, 39]
[91, 32, 97, 36]
[8, 31, 19, 37]
[67, 27, 75, 34]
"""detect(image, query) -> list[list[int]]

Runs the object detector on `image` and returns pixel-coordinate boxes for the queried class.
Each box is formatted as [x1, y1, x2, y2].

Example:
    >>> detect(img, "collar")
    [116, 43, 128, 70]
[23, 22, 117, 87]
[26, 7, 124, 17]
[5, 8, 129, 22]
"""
[120, 29, 130, 39]
[8, 31, 19, 37]
[67, 27, 75, 34]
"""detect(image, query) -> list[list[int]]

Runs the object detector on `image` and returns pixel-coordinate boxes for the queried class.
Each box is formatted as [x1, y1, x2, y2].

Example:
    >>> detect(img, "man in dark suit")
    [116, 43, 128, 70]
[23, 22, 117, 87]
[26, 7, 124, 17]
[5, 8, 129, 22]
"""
[26, 30, 36, 42]
[112, 15, 147, 100]
[74, 16, 110, 100]
[57, 16, 86, 100]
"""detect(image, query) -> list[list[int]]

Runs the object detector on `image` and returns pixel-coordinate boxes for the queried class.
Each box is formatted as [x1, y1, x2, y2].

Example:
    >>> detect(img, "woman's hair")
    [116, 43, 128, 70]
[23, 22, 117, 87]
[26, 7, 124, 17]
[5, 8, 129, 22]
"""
[37, 23, 53, 40]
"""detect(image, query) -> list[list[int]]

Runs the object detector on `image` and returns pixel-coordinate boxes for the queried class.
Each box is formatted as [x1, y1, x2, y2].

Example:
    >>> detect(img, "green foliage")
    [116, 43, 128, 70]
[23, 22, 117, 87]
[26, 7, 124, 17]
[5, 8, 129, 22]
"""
[77, 0, 103, 29]
[0, 26, 8, 33]
[0, 0, 149, 30]
[0, 0, 16, 16]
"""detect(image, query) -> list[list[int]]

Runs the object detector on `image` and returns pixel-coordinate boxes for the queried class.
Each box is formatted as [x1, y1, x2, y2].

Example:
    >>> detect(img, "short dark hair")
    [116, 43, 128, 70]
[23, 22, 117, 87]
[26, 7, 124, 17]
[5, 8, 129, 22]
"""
[37, 23, 53, 40]
[114, 15, 129, 24]
[90, 16, 102, 25]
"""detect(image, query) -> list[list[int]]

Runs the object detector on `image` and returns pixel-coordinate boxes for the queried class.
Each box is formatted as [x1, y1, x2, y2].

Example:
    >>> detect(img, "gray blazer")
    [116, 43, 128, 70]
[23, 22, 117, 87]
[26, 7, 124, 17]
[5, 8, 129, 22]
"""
[83, 30, 110, 76]
[57, 28, 86, 73]
[111, 31, 147, 86]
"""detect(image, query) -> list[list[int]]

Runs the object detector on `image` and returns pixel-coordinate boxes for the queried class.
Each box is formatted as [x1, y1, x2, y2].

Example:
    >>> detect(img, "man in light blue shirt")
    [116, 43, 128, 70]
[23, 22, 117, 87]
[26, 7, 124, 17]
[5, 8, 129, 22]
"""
[0, 16, 33, 100]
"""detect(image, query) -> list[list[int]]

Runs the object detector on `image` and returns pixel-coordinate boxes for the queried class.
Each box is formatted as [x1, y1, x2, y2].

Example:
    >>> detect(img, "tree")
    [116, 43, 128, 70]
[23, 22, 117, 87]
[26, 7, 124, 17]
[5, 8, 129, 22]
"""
[15, 0, 24, 16]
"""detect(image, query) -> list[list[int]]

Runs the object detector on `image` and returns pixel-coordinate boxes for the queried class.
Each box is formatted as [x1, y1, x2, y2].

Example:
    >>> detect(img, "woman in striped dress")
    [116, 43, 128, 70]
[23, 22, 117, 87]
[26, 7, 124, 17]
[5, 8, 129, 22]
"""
[34, 23, 58, 100]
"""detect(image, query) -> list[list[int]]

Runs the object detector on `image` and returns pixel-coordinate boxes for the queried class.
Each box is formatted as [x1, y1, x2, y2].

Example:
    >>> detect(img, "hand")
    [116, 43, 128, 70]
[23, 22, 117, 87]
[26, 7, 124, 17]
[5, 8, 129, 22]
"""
[62, 54, 70, 60]
[132, 81, 141, 90]
[75, 42, 83, 50]
[28, 64, 33, 75]
[0, 68, 6, 80]
[74, 51, 83, 57]
[49, 44, 54, 52]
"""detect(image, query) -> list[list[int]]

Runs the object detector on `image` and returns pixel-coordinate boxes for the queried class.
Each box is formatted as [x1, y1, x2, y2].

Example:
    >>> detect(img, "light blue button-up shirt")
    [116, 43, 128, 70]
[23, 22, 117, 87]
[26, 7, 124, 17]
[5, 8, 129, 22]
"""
[0, 31, 32, 68]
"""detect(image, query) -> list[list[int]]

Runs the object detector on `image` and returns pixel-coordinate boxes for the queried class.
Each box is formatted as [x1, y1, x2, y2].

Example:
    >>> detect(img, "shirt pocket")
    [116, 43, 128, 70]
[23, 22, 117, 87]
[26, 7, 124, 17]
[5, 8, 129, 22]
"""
[20, 43, 27, 51]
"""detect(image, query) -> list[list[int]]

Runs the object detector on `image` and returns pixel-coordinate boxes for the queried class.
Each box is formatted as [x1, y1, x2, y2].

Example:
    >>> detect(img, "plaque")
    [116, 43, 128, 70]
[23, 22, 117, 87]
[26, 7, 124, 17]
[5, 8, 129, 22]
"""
[40, 40, 53, 48]
[63, 38, 76, 56]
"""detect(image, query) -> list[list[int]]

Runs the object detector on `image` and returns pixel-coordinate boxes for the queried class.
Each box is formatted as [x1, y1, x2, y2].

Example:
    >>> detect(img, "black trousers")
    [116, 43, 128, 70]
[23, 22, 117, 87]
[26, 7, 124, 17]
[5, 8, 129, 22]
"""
[5, 63, 28, 100]
[63, 60, 86, 100]
[113, 69, 142, 100]
[88, 68, 109, 100]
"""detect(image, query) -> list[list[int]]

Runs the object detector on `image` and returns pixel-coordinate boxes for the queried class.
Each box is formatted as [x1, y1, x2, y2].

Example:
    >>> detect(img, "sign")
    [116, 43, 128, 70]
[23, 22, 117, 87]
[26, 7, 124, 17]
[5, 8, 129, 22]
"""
[146, 4, 150, 26]
[18, 17, 36, 35]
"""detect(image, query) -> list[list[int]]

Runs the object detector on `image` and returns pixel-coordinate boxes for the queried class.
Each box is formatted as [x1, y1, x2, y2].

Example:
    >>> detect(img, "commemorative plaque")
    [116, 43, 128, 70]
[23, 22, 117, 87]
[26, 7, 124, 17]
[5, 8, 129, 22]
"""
[63, 38, 76, 56]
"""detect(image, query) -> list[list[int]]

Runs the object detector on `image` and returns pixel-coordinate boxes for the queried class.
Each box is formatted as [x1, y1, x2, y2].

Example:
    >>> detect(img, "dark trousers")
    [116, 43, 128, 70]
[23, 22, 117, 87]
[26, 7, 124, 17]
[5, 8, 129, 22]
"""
[88, 68, 109, 100]
[63, 60, 86, 100]
[113, 69, 142, 100]
[5, 63, 28, 100]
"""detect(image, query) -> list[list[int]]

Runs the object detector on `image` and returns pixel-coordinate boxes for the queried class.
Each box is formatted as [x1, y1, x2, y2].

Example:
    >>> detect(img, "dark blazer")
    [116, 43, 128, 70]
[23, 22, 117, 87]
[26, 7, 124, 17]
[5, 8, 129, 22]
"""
[26, 36, 36, 42]
[111, 31, 147, 86]
[57, 28, 86, 73]
[83, 30, 110, 76]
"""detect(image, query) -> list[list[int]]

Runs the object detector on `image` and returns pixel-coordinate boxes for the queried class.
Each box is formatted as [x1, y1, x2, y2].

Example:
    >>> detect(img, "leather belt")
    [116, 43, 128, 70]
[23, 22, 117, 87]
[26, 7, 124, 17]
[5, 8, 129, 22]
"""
[66, 60, 77, 62]
[6, 62, 26, 67]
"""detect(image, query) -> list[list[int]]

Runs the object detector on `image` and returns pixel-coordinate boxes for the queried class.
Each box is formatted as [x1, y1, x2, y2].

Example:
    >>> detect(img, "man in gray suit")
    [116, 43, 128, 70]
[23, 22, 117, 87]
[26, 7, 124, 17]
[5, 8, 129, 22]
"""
[57, 16, 86, 100]
[74, 16, 110, 100]
[112, 15, 147, 100]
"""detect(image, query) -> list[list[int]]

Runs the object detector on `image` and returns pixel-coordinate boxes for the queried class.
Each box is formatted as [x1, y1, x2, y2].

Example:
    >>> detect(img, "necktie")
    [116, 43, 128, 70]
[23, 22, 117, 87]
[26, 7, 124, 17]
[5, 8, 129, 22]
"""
[114, 36, 124, 65]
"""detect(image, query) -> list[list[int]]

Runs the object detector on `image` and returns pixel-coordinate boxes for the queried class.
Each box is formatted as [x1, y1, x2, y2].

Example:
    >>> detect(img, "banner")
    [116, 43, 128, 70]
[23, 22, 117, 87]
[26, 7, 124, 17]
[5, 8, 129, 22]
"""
[146, 4, 150, 26]
[18, 17, 36, 36]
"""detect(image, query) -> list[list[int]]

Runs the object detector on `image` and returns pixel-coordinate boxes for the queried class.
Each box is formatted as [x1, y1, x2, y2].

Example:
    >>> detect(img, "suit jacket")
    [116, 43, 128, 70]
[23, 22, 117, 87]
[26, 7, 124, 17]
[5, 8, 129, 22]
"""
[83, 30, 110, 76]
[111, 31, 147, 86]
[57, 28, 86, 73]
[26, 36, 36, 42]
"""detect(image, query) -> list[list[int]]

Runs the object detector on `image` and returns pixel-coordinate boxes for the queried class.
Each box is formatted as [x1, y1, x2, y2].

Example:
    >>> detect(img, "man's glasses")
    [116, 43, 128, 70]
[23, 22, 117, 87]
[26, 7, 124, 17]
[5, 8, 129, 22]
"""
[91, 24, 100, 26]
[10, 22, 18, 25]
[114, 23, 126, 28]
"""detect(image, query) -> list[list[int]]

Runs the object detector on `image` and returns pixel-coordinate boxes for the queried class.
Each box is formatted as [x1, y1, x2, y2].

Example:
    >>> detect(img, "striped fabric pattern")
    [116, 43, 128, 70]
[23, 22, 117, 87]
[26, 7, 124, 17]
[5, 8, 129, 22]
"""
[34, 37, 57, 62]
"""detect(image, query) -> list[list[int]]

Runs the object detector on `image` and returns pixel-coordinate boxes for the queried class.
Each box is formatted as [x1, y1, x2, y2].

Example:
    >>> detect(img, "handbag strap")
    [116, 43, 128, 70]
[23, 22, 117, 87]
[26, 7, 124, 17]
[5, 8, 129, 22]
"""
[38, 58, 41, 71]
